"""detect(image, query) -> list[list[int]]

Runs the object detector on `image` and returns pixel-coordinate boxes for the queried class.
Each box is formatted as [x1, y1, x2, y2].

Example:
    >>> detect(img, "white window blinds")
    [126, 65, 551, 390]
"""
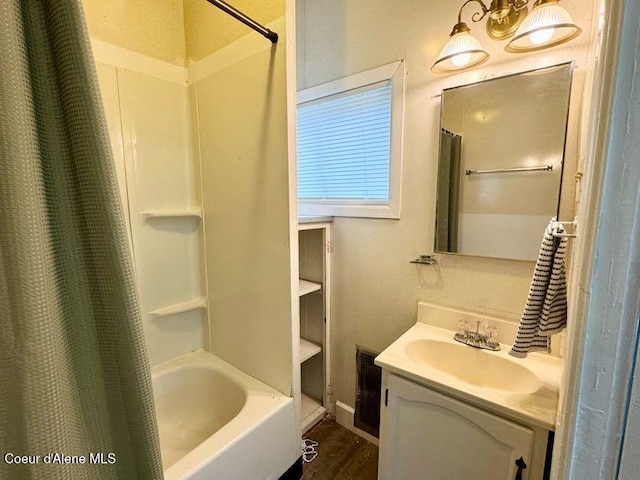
[297, 81, 392, 202]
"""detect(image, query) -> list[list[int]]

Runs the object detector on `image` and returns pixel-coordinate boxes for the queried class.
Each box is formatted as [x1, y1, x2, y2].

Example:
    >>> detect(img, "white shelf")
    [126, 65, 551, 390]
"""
[141, 208, 202, 219]
[299, 279, 322, 296]
[301, 394, 326, 433]
[300, 338, 322, 363]
[149, 297, 206, 318]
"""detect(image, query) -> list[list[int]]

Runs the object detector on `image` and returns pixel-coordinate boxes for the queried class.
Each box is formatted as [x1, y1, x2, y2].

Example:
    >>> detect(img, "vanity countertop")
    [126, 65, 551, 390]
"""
[375, 321, 560, 431]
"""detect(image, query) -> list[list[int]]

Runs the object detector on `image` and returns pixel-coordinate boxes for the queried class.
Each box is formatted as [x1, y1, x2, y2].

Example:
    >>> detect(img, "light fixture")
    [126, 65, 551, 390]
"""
[432, 0, 527, 74]
[432, 0, 581, 74]
[431, 22, 490, 74]
[506, 0, 581, 52]
[485, 0, 529, 40]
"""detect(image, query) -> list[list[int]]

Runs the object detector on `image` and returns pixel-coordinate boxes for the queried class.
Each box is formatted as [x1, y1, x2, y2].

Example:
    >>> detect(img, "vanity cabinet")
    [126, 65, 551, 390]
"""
[298, 220, 331, 433]
[379, 372, 548, 480]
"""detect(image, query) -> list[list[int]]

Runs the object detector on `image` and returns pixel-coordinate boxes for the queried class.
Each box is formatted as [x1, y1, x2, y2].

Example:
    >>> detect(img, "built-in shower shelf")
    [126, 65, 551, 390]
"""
[141, 208, 202, 219]
[299, 279, 321, 296]
[301, 394, 326, 433]
[149, 297, 206, 318]
[300, 338, 322, 363]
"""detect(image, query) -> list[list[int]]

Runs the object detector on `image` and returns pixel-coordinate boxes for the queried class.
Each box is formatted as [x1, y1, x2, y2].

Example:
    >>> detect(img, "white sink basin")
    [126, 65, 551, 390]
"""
[374, 303, 560, 430]
[404, 339, 541, 394]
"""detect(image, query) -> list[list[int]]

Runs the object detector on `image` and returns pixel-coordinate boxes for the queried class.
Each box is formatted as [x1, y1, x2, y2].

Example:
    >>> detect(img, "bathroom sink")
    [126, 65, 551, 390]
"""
[375, 303, 560, 430]
[404, 339, 541, 394]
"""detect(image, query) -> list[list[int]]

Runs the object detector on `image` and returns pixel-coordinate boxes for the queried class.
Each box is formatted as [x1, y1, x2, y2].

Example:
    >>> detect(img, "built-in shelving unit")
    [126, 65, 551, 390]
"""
[298, 220, 331, 434]
[299, 279, 322, 296]
[149, 296, 207, 318]
[141, 208, 202, 219]
[300, 338, 322, 363]
[301, 393, 326, 433]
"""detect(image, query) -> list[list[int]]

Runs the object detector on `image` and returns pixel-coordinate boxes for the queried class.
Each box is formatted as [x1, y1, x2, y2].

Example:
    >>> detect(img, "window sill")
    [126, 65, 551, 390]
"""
[298, 202, 400, 219]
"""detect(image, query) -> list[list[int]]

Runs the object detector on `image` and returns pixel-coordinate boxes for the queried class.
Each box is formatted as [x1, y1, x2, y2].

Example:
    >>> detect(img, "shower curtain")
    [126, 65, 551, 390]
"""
[0, 2, 163, 479]
[436, 129, 462, 252]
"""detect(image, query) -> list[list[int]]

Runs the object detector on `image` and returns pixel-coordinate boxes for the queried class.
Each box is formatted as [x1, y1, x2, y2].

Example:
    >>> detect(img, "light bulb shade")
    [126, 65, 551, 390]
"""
[505, 1, 581, 53]
[431, 31, 490, 74]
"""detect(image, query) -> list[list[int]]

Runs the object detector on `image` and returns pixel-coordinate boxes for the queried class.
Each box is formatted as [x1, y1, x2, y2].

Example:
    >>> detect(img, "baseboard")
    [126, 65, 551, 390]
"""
[335, 401, 379, 446]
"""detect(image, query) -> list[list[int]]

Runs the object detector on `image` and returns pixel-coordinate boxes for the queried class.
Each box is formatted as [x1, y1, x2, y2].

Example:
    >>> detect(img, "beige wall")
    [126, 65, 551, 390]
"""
[82, 0, 285, 65]
[298, 0, 593, 411]
[193, 16, 294, 395]
[184, 0, 285, 63]
[82, 0, 187, 66]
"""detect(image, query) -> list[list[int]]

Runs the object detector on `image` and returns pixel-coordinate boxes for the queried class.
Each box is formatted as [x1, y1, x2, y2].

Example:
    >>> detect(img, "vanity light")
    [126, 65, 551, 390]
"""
[432, 0, 526, 74]
[505, 0, 582, 52]
[431, 22, 490, 74]
[432, 0, 581, 74]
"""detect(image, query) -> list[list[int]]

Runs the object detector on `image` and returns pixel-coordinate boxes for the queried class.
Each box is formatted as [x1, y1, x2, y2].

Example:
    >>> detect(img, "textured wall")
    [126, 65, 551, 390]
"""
[82, 0, 187, 66]
[298, 0, 594, 412]
[184, 0, 285, 63]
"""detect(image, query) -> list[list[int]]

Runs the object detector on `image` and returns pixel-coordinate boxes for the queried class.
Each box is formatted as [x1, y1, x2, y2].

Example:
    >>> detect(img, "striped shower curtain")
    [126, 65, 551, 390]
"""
[0, 1, 162, 478]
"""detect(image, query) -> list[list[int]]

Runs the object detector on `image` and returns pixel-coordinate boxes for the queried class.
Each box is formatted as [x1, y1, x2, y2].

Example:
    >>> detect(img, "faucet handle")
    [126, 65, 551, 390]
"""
[485, 325, 500, 342]
[457, 319, 471, 334]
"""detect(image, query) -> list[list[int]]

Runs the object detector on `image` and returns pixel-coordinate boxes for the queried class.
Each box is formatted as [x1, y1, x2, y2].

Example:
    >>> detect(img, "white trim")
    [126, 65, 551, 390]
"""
[297, 61, 402, 104]
[388, 60, 405, 219]
[296, 60, 405, 220]
[559, 0, 640, 478]
[335, 401, 379, 446]
[284, 0, 302, 445]
[187, 17, 286, 84]
[323, 224, 331, 412]
[90, 38, 187, 85]
[298, 203, 399, 220]
[553, 0, 638, 478]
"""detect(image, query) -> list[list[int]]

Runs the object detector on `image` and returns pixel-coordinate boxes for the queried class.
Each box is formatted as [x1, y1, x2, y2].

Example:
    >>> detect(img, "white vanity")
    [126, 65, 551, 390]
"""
[375, 302, 559, 480]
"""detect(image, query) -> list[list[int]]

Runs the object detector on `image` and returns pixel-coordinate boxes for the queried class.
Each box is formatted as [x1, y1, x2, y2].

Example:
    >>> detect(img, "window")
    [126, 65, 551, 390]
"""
[296, 61, 405, 219]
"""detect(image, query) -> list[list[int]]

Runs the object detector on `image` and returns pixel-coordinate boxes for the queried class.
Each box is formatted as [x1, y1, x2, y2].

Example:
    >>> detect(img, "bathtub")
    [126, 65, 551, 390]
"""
[152, 350, 297, 480]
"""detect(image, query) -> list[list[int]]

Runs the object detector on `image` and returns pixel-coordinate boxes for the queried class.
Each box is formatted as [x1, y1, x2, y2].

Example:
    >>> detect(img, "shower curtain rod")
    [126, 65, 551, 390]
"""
[206, 0, 278, 43]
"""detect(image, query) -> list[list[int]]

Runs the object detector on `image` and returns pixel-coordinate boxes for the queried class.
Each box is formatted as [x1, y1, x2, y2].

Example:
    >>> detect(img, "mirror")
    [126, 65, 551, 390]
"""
[435, 63, 573, 261]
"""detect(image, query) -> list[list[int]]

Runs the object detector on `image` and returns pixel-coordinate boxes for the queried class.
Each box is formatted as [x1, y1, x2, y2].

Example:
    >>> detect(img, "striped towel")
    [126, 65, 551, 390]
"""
[510, 221, 568, 358]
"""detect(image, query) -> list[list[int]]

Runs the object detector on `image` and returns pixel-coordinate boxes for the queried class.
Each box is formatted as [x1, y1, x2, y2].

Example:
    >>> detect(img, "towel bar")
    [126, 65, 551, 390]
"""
[551, 218, 577, 238]
[465, 165, 553, 175]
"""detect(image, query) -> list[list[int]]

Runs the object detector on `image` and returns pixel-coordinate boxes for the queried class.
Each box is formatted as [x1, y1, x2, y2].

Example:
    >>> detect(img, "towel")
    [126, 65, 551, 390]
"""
[510, 220, 569, 358]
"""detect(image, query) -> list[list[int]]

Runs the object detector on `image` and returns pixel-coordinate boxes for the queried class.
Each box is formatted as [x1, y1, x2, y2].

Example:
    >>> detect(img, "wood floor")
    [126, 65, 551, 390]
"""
[302, 417, 378, 480]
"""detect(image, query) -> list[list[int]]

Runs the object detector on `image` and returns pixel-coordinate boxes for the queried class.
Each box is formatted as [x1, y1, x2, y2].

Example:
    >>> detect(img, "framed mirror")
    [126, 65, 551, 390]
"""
[435, 62, 574, 261]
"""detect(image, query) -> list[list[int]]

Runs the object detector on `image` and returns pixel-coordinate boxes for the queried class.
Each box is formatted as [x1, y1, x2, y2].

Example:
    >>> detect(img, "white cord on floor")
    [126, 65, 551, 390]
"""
[302, 438, 318, 463]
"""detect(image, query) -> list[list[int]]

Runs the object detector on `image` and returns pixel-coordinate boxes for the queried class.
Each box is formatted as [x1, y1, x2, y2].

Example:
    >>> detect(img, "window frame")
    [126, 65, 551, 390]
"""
[296, 60, 405, 219]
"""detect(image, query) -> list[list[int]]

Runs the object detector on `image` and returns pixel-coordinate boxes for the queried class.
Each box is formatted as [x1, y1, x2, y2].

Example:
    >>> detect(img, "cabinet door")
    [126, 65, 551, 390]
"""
[379, 374, 533, 480]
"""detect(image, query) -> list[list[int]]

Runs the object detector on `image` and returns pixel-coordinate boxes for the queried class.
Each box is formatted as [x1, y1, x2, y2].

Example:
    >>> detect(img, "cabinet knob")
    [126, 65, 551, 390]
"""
[514, 456, 527, 480]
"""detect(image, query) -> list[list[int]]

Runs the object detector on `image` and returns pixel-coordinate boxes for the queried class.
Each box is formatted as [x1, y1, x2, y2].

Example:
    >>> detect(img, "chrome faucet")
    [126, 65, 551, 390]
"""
[454, 319, 500, 351]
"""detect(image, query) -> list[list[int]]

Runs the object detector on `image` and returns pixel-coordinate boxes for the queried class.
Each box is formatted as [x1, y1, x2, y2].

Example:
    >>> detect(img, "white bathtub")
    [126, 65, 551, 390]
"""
[152, 350, 297, 480]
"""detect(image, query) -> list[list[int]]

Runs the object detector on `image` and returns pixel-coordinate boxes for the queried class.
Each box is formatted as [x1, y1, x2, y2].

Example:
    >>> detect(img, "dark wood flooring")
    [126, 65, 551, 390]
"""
[302, 416, 378, 480]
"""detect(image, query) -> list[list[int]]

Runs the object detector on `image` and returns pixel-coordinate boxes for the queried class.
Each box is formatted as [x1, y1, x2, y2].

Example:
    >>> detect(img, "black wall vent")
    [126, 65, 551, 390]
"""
[354, 346, 382, 438]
